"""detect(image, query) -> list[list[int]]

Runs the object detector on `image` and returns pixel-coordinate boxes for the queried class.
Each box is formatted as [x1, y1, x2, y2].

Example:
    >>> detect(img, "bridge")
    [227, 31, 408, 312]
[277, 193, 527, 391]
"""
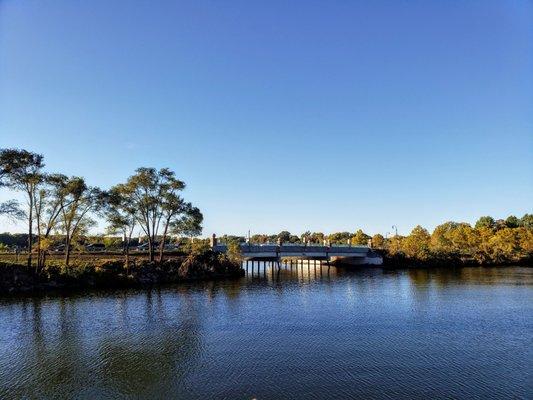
[211, 236, 382, 266]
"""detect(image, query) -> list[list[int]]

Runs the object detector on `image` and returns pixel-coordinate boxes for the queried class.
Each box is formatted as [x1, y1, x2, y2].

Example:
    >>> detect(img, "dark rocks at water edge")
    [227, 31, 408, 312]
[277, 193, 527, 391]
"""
[0, 254, 244, 294]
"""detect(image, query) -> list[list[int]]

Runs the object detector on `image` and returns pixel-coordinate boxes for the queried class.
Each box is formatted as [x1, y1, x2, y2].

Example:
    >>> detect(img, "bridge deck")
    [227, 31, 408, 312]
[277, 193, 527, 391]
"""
[213, 244, 371, 259]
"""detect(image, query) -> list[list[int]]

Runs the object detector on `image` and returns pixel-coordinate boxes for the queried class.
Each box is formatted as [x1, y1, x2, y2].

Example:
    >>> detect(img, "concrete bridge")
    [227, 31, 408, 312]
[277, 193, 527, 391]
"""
[211, 238, 383, 266]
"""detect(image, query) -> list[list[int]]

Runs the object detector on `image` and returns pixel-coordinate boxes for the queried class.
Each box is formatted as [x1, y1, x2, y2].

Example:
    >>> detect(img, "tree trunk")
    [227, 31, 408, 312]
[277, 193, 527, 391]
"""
[158, 222, 170, 263]
[126, 244, 130, 275]
[35, 214, 42, 273]
[36, 236, 41, 272]
[65, 234, 71, 267]
[41, 251, 47, 270]
[27, 194, 33, 269]
[148, 238, 153, 262]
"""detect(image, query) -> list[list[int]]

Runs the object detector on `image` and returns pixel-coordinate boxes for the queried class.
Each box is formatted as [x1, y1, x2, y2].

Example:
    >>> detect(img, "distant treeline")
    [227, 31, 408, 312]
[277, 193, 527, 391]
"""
[2, 217, 532, 267]
[0, 233, 196, 251]
[1, 149, 532, 270]
[217, 214, 533, 265]
[0, 233, 136, 250]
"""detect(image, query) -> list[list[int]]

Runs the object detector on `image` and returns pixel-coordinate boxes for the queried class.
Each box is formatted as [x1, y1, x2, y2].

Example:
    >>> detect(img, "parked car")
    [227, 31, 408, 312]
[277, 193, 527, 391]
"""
[133, 242, 178, 251]
[86, 243, 106, 252]
[51, 244, 66, 252]
[134, 243, 154, 251]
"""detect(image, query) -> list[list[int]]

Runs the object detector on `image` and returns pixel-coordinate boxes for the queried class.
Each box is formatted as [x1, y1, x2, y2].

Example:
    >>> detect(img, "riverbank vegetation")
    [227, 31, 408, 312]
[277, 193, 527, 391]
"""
[0, 249, 243, 294]
[0, 148, 244, 293]
[1, 147, 531, 293]
[381, 216, 532, 266]
[0, 148, 204, 270]
[215, 214, 533, 266]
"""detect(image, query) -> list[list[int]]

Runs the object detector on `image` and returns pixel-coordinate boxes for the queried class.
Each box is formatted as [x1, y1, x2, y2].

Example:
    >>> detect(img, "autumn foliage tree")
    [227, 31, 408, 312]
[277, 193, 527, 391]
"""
[0, 149, 45, 268]
[114, 167, 202, 262]
[401, 225, 431, 261]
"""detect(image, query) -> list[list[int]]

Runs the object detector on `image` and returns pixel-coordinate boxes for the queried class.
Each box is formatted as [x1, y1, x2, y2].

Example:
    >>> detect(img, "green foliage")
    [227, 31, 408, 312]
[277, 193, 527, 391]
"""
[387, 235, 403, 255]
[352, 229, 370, 245]
[226, 239, 243, 263]
[0, 148, 46, 267]
[0, 200, 24, 220]
[171, 205, 203, 238]
[250, 234, 270, 244]
[422, 216, 531, 264]
[0, 147, 530, 270]
[0, 148, 45, 190]
[505, 215, 520, 228]
[475, 216, 495, 230]
[401, 226, 431, 260]
[371, 234, 385, 248]
[308, 232, 325, 244]
[0, 233, 31, 248]
[278, 231, 291, 243]
[328, 232, 351, 245]
[189, 239, 210, 255]
[430, 222, 478, 257]
[488, 228, 521, 263]
[118, 167, 200, 262]
[520, 214, 533, 229]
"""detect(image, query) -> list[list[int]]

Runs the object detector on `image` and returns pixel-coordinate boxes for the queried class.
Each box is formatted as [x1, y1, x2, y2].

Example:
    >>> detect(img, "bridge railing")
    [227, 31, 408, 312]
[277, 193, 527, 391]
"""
[212, 244, 370, 254]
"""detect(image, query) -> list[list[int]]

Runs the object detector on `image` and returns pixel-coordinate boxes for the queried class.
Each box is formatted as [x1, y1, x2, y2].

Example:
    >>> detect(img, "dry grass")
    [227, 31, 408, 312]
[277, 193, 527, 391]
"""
[0, 251, 186, 267]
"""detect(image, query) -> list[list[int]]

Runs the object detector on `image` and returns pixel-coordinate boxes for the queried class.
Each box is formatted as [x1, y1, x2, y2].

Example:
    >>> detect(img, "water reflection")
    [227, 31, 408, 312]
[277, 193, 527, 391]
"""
[0, 265, 531, 399]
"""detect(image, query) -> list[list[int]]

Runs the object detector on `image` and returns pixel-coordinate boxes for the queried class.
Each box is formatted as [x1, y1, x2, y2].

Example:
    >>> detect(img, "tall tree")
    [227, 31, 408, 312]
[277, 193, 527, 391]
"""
[505, 215, 520, 228]
[277, 231, 291, 244]
[402, 225, 431, 260]
[520, 214, 533, 229]
[106, 184, 137, 272]
[34, 174, 73, 269]
[371, 233, 385, 249]
[57, 177, 104, 267]
[171, 204, 203, 249]
[301, 231, 311, 243]
[0, 149, 45, 267]
[488, 228, 520, 263]
[157, 188, 186, 262]
[475, 216, 495, 230]
[120, 167, 199, 262]
[328, 232, 352, 245]
[352, 229, 371, 245]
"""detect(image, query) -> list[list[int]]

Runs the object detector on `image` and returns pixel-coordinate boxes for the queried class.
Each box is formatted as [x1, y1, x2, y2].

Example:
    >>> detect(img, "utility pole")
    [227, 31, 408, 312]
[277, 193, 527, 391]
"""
[392, 225, 398, 237]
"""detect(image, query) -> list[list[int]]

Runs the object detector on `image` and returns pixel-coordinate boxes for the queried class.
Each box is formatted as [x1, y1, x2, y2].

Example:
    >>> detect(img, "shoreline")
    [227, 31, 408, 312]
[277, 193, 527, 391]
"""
[0, 250, 244, 295]
[1, 259, 531, 297]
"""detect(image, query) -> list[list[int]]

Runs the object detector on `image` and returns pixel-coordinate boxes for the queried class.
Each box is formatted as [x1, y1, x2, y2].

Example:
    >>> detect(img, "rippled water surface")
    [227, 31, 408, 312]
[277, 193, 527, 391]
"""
[1, 265, 532, 399]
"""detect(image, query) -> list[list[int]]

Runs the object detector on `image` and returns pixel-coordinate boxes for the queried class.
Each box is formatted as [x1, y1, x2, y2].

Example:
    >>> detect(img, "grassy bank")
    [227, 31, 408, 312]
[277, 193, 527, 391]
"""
[0, 249, 243, 295]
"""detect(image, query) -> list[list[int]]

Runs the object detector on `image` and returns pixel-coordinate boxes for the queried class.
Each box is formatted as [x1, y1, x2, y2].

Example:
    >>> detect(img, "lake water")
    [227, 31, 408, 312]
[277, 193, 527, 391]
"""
[0, 264, 531, 399]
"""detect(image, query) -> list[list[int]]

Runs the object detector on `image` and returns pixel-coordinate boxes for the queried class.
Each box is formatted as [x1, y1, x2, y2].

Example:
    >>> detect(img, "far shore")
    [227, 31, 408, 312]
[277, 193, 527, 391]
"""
[0, 249, 530, 296]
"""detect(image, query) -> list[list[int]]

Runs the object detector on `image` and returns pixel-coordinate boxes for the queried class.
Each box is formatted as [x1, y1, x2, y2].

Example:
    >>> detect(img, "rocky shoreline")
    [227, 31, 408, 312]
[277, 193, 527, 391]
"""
[0, 252, 244, 295]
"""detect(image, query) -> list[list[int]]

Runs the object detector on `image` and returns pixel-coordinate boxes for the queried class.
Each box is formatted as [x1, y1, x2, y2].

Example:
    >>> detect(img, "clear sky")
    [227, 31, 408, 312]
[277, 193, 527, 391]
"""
[0, 0, 532, 237]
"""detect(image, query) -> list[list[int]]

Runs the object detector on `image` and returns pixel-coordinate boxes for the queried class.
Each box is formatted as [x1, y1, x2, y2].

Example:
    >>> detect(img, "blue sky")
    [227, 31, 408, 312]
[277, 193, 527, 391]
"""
[0, 0, 532, 236]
